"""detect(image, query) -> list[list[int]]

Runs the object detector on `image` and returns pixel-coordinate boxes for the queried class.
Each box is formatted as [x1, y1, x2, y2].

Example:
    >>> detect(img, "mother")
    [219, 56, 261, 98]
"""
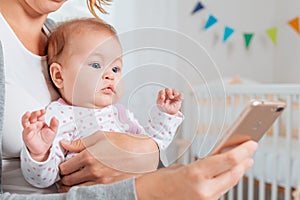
[0, 0, 257, 199]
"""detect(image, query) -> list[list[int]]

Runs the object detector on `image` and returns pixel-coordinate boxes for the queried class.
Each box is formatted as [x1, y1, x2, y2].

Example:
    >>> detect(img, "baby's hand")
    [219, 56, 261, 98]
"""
[22, 109, 59, 162]
[156, 88, 184, 115]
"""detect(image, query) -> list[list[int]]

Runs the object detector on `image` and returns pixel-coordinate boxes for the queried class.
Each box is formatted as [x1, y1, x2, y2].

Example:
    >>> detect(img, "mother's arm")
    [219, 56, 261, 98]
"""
[58, 131, 159, 192]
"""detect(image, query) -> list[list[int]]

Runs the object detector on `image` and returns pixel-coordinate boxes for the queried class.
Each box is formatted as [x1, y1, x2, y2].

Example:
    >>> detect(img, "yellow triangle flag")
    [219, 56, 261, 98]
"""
[288, 17, 300, 35]
[266, 27, 278, 45]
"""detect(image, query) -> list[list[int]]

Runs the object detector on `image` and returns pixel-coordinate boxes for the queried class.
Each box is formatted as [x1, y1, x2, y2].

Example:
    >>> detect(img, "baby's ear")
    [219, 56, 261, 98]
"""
[49, 63, 64, 89]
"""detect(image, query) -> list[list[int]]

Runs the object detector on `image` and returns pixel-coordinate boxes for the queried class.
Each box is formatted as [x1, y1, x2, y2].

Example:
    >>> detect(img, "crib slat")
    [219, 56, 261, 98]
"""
[248, 167, 254, 200]
[228, 188, 234, 200]
[284, 96, 292, 200]
[258, 152, 265, 200]
[271, 93, 279, 200]
[237, 178, 243, 200]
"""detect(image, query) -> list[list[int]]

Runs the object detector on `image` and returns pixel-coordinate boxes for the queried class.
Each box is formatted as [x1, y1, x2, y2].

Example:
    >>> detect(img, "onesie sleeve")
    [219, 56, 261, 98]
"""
[143, 106, 184, 150]
[20, 141, 64, 188]
[20, 101, 76, 188]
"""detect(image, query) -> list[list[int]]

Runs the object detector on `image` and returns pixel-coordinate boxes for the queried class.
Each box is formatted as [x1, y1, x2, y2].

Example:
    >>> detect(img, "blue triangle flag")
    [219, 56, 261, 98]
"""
[204, 15, 218, 30]
[191, 2, 204, 15]
[223, 26, 235, 42]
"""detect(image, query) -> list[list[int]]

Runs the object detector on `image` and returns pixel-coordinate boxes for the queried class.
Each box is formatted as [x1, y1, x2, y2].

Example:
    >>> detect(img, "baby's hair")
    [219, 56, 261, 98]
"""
[87, 0, 112, 17]
[47, 18, 117, 66]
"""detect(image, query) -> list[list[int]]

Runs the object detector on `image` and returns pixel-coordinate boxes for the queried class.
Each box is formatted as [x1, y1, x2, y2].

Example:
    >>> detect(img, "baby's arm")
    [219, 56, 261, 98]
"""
[125, 88, 184, 150]
[21, 109, 64, 188]
[147, 88, 184, 148]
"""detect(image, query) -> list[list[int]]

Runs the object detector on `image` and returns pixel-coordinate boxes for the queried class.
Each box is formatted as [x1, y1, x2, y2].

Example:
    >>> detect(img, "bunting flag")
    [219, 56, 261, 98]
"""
[192, 1, 299, 49]
[266, 27, 278, 45]
[223, 26, 235, 43]
[288, 17, 300, 35]
[204, 15, 218, 30]
[191, 2, 204, 15]
[243, 33, 254, 49]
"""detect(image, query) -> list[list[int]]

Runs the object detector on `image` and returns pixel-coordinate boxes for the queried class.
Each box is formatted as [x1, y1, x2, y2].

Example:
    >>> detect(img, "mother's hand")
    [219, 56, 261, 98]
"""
[58, 131, 159, 192]
[135, 140, 258, 200]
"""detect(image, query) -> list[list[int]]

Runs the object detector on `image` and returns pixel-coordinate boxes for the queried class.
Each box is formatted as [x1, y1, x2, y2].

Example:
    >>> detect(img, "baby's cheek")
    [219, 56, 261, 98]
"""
[116, 81, 124, 96]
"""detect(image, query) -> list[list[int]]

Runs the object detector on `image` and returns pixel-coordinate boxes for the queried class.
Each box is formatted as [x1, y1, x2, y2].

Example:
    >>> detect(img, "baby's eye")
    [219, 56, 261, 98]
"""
[90, 63, 101, 69]
[112, 67, 119, 73]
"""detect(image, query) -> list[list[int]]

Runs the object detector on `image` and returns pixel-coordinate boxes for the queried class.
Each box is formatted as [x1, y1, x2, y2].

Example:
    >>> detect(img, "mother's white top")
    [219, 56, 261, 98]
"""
[0, 12, 59, 194]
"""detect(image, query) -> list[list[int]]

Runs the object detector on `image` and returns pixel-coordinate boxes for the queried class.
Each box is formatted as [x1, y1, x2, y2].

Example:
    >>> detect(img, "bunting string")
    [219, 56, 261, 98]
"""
[191, 1, 300, 49]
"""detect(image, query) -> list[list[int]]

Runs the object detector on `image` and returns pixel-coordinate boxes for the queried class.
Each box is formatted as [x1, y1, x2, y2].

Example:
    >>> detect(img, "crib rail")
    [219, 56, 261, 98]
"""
[180, 84, 300, 200]
[224, 84, 300, 95]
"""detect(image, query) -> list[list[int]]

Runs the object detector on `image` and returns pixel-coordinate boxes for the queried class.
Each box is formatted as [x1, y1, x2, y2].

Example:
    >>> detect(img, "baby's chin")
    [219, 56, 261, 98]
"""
[94, 99, 120, 109]
[70, 100, 108, 109]
[71, 95, 121, 109]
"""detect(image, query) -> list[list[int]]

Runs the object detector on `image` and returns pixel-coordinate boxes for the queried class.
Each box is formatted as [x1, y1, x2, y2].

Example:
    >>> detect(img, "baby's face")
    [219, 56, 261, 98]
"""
[60, 30, 124, 109]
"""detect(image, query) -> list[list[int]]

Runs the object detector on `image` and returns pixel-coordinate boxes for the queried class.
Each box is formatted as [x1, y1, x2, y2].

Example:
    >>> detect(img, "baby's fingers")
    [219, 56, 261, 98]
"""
[157, 89, 166, 104]
[22, 125, 37, 144]
[49, 117, 59, 133]
[29, 109, 45, 123]
[172, 89, 183, 99]
[38, 109, 46, 121]
[21, 112, 31, 128]
[174, 91, 184, 101]
[165, 88, 174, 99]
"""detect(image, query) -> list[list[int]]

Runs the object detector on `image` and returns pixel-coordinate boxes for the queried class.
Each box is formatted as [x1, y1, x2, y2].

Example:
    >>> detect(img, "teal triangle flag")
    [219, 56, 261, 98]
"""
[223, 26, 234, 42]
[204, 15, 218, 30]
[243, 33, 254, 49]
[191, 2, 204, 15]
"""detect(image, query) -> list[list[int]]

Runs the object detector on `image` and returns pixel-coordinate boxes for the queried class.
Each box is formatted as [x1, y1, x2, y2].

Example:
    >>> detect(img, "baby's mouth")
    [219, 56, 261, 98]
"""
[101, 86, 115, 94]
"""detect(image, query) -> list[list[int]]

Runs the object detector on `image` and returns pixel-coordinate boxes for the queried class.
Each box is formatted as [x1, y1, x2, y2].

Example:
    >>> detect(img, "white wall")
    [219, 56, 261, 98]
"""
[178, 0, 300, 83]
[274, 0, 300, 83]
[50, 0, 300, 84]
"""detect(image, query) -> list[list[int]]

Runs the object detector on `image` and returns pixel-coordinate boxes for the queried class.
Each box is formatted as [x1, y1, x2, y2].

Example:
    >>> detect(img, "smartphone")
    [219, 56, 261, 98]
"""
[209, 100, 286, 155]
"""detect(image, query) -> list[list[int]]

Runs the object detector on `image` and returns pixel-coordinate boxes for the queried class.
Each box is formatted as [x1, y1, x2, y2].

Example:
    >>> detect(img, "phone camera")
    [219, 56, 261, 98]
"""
[276, 107, 284, 112]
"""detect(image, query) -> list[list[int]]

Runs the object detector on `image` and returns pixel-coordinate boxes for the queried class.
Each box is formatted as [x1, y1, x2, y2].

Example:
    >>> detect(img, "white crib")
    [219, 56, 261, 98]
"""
[179, 84, 300, 200]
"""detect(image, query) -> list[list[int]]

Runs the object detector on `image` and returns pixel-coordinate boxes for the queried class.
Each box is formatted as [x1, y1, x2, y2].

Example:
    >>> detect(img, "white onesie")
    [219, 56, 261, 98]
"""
[21, 98, 183, 188]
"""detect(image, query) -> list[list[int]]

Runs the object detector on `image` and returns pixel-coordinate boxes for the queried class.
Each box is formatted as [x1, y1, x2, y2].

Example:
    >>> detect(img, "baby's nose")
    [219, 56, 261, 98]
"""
[103, 72, 114, 80]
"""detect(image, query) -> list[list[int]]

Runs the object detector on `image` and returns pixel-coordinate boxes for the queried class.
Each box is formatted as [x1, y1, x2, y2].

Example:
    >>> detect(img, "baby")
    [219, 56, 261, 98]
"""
[20, 18, 184, 188]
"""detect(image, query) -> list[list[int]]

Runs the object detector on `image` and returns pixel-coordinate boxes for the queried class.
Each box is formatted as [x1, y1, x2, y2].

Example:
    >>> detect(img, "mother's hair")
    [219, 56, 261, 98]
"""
[87, 0, 112, 17]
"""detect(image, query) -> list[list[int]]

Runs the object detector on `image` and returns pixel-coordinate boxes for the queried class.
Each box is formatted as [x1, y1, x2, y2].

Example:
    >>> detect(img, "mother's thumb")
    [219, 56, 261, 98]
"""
[60, 139, 85, 153]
